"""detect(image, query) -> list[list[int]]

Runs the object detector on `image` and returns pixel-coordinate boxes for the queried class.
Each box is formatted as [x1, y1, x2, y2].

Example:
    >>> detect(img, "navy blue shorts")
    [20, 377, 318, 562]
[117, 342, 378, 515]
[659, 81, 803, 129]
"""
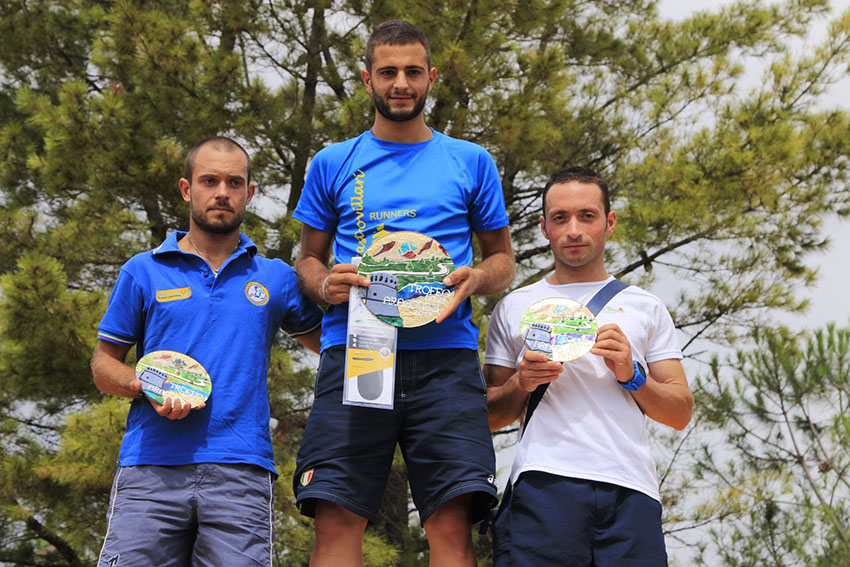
[493, 472, 667, 567]
[294, 346, 497, 525]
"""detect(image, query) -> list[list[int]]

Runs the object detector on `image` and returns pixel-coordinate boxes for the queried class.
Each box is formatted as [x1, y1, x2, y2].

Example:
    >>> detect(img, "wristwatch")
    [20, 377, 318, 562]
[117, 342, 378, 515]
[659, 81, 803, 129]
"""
[617, 361, 647, 392]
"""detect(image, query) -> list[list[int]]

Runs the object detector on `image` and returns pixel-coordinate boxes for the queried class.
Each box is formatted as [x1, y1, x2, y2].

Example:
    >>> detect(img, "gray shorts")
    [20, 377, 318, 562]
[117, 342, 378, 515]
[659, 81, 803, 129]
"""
[98, 463, 275, 567]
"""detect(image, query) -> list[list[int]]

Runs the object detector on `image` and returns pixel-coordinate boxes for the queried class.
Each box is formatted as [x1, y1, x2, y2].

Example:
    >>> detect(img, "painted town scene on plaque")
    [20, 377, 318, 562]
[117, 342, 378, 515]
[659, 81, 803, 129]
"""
[135, 350, 212, 407]
[358, 231, 455, 328]
[520, 297, 598, 362]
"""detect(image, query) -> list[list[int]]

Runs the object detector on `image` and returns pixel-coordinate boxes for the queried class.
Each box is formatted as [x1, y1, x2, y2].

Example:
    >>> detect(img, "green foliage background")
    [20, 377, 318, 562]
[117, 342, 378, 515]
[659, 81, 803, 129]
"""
[1, 0, 849, 565]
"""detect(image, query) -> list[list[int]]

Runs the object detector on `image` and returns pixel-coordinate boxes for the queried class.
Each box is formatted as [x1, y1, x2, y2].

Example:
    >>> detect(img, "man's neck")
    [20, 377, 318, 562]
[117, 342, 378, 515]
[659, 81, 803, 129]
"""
[179, 228, 240, 261]
[547, 264, 610, 285]
[371, 115, 433, 143]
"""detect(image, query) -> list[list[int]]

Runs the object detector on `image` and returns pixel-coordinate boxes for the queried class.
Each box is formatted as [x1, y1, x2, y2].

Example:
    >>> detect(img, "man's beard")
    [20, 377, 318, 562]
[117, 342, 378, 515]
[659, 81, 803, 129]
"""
[191, 200, 243, 235]
[372, 88, 429, 122]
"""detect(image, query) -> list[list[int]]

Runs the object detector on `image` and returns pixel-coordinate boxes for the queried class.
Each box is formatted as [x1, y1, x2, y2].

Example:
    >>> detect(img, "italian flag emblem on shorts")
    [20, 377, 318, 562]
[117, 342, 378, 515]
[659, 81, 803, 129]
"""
[300, 469, 314, 486]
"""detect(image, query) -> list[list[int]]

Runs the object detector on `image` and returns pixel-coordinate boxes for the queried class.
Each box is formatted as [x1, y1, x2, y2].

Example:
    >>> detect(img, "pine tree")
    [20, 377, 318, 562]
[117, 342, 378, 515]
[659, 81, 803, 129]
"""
[685, 324, 850, 566]
[1, 0, 850, 565]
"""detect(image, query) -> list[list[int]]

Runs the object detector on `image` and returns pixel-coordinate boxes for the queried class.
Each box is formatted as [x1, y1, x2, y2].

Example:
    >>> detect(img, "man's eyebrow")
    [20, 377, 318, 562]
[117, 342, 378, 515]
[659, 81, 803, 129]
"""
[197, 173, 246, 181]
[548, 207, 599, 214]
[375, 64, 426, 71]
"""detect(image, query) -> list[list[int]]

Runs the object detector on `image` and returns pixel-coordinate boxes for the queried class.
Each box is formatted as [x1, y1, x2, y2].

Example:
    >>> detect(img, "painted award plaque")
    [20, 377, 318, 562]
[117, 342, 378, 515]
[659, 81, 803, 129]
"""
[135, 350, 211, 408]
[357, 231, 455, 328]
[520, 298, 598, 362]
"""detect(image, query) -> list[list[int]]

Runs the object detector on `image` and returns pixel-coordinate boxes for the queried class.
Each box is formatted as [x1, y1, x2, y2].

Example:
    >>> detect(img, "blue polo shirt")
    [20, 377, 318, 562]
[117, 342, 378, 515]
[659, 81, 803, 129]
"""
[97, 231, 322, 473]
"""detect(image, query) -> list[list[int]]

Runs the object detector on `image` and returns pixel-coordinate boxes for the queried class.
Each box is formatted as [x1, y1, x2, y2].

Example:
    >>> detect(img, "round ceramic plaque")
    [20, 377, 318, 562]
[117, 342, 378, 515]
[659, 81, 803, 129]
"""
[358, 231, 455, 327]
[135, 350, 211, 408]
[520, 298, 598, 361]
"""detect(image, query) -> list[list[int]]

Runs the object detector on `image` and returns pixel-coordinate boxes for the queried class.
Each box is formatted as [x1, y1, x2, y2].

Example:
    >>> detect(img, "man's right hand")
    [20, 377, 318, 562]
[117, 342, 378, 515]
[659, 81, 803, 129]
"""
[320, 264, 371, 305]
[147, 392, 205, 420]
[131, 377, 205, 420]
[518, 350, 563, 392]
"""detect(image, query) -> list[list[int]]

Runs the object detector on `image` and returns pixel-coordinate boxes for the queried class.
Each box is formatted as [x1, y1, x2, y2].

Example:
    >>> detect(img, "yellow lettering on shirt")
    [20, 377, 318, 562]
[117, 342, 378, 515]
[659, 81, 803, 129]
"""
[156, 287, 192, 303]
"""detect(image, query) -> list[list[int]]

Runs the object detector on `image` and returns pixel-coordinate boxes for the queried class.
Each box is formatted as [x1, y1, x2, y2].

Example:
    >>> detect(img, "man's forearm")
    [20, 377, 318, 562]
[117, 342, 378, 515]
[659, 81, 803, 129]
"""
[472, 226, 515, 296]
[92, 348, 139, 398]
[295, 255, 331, 305]
[295, 224, 335, 305]
[472, 249, 515, 296]
[631, 359, 694, 430]
[631, 379, 694, 430]
[487, 372, 528, 431]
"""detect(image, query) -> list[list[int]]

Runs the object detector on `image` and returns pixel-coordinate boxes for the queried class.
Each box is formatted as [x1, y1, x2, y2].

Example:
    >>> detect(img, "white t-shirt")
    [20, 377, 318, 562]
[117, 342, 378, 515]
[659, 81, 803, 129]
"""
[485, 277, 683, 501]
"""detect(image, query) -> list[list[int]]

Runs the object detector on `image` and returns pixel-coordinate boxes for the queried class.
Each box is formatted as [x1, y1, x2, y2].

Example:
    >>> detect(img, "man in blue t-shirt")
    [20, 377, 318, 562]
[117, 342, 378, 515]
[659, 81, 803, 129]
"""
[292, 20, 514, 567]
[92, 136, 322, 567]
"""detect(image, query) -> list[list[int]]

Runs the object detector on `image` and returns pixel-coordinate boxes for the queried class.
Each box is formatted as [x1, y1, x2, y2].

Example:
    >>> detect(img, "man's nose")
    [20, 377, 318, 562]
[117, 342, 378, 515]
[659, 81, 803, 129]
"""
[393, 71, 410, 90]
[213, 181, 230, 198]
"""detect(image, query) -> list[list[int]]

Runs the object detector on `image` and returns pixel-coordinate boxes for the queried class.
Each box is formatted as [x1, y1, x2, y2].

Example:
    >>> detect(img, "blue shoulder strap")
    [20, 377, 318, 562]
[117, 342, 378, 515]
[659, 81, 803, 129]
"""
[521, 279, 629, 434]
[584, 279, 629, 318]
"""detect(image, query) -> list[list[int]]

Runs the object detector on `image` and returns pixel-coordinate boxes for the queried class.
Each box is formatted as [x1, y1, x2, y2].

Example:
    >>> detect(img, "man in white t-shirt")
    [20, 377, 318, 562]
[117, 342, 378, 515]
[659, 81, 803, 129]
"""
[485, 166, 694, 567]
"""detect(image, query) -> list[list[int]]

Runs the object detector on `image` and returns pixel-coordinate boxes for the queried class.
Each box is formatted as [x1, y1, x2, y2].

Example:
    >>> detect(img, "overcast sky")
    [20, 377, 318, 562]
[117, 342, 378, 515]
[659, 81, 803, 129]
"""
[658, 0, 850, 330]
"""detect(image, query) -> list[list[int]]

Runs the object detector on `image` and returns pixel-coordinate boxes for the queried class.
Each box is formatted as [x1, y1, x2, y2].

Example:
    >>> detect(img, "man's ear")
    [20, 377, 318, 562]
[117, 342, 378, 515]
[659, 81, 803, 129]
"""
[539, 215, 548, 239]
[606, 211, 616, 237]
[361, 68, 372, 93]
[179, 178, 191, 203]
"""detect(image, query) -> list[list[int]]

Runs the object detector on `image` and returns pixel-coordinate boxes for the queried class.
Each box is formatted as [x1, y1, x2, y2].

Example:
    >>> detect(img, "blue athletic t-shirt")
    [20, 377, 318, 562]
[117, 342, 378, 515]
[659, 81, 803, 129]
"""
[294, 129, 509, 350]
[97, 232, 323, 474]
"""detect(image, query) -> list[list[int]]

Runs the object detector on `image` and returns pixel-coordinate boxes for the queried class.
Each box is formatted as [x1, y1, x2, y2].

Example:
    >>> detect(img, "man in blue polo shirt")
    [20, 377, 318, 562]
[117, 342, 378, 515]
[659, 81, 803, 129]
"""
[292, 20, 514, 567]
[92, 136, 322, 567]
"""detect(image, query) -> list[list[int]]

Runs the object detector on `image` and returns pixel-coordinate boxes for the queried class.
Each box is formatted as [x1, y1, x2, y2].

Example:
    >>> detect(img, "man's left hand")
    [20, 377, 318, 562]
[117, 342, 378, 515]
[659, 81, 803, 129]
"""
[435, 266, 481, 324]
[591, 323, 635, 383]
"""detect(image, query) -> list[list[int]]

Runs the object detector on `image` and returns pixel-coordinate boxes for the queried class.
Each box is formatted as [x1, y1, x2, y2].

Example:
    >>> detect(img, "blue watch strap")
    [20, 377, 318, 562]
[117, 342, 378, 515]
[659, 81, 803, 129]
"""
[617, 361, 647, 391]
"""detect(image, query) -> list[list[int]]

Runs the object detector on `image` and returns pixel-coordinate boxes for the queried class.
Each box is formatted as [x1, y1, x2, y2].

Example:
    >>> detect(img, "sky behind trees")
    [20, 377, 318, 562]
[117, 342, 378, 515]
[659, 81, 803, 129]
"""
[1, 0, 849, 565]
[660, 0, 850, 332]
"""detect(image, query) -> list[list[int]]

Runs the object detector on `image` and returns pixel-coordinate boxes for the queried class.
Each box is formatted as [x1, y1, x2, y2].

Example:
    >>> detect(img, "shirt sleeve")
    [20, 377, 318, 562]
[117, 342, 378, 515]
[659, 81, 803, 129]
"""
[468, 149, 509, 233]
[484, 295, 523, 369]
[280, 270, 324, 336]
[293, 151, 339, 233]
[645, 300, 683, 363]
[97, 268, 145, 345]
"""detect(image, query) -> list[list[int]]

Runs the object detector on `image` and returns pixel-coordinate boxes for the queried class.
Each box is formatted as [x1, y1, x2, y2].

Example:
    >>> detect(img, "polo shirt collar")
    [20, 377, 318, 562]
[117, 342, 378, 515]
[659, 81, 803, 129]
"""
[153, 231, 259, 258]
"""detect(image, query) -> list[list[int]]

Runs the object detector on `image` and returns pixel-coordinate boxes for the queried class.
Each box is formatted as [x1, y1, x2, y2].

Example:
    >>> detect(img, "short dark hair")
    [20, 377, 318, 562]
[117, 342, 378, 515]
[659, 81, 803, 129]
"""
[541, 166, 610, 215]
[365, 20, 431, 71]
[184, 136, 252, 185]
